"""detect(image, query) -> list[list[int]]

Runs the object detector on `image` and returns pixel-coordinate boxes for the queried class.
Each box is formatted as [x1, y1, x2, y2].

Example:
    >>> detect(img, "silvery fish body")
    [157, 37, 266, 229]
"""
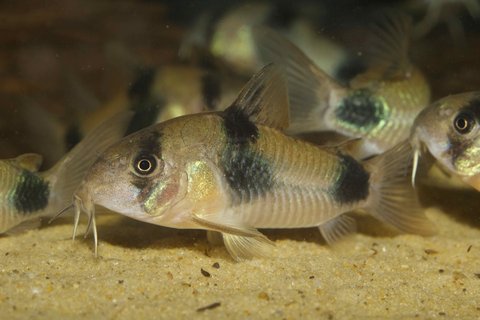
[254, 14, 430, 158]
[0, 113, 132, 234]
[73, 65, 434, 261]
[411, 91, 480, 191]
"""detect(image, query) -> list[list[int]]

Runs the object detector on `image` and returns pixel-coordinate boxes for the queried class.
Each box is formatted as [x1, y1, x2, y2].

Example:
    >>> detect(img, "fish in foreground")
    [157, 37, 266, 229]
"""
[72, 65, 435, 261]
[254, 14, 430, 158]
[411, 91, 480, 191]
[0, 112, 132, 234]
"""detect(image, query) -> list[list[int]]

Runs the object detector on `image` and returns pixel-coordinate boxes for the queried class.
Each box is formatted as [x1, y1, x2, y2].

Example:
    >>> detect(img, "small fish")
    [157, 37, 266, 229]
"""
[72, 65, 434, 260]
[410, 91, 480, 191]
[66, 64, 244, 150]
[254, 14, 430, 158]
[180, 2, 362, 82]
[0, 112, 132, 234]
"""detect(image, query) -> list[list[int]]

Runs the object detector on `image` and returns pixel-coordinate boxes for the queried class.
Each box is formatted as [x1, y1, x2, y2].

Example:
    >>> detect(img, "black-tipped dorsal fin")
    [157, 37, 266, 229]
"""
[224, 64, 290, 130]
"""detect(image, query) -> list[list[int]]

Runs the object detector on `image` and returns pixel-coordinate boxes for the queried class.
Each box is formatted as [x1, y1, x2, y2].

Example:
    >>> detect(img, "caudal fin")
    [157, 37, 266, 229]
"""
[252, 27, 346, 134]
[364, 141, 436, 236]
[44, 112, 133, 216]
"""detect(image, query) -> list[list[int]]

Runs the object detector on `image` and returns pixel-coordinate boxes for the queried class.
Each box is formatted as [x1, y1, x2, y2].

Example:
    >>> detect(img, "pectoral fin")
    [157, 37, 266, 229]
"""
[319, 214, 357, 244]
[222, 233, 275, 261]
[6, 218, 42, 235]
[192, 213, 262, 238]
[191, 213, 275, 261]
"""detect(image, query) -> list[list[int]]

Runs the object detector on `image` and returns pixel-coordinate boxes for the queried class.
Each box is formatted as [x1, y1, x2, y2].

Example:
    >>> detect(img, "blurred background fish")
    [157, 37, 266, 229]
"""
[67, 63, 245, 149]
[0, 112, 131, 234]
[0, 0, 479, 205]
[254, 13, 430, 158]
[179, 2, 365, 83]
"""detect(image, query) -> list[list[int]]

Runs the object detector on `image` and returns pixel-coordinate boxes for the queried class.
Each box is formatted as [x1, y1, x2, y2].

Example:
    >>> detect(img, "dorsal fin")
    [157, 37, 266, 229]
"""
[356, 12, 413, 83]
[252, 26, 345, 133]
[12, 153, 43, 172]
[224, 64, 290, 130]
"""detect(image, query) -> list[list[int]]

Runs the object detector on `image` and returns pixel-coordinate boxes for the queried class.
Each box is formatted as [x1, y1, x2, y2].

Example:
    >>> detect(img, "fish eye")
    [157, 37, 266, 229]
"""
[453, 112, 475, 134]
[133, 154, 157, 176]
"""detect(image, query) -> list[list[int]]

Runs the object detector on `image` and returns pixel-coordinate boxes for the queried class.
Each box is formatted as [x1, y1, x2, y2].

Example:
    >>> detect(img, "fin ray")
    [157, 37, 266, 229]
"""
[319, 214, 357, 244]
[253, 27, 344, 133]
[222, 233, 275, 261]
[365, 141, 436, 235]
[6, 218, 42, 235]
[192, 213, 263, 238]
[224, 64, 290, 130]
[44, 112, 133, 216]
[362, 12, 413, 80]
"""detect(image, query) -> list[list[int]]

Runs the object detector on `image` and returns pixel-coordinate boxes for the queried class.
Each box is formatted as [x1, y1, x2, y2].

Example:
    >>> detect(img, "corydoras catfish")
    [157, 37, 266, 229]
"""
[65, 64, 245, 151]
[180, 2, 362, 82]
[72, 65, 434, 261]
[0, 112, 132, 234]
[411, 91, 480, 190]
[254, 15, 430, 158]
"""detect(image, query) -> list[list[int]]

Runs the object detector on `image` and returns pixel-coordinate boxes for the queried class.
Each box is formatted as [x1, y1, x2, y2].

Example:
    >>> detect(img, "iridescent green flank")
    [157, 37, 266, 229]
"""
[10, 170, 50, 214]
[334, 88, 389, 134]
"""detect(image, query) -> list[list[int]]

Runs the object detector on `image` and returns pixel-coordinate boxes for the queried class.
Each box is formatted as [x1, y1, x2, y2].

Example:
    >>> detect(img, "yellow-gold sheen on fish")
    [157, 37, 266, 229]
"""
[411, 91, 480, 191]
[0, 113, 132, 234]
[254, 14, 430, 158]
[72, 65, 434, 261]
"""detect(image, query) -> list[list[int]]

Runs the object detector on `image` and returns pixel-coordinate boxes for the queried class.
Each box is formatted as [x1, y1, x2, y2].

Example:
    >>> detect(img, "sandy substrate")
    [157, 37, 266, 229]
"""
[1, 1, 480, 319]
[0, 186, 479, 319]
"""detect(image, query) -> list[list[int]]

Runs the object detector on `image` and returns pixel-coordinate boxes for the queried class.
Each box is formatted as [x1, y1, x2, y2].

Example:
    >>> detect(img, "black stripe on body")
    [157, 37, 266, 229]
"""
[127, 68, 165, 134]
[130, 131, 162, 191]
[335, 88, 386, 131]
[330, 154, 370, 205]
[137, 130, 162, 159]
[222, 106, 259, 144]
[460, 97, 480, 117]
[220, 108, 273, 204]
[12, 170, 50, 214]
[201, 72, 221, 110]
[126, 101, 164, 135]
[333, 56, 367, 85]
[221, 144, 274, 204]
[64, 124, 82, 151]
[265, 2, 296, 29]
[128, 68, 156, 100]
[447, 132, 473, 166]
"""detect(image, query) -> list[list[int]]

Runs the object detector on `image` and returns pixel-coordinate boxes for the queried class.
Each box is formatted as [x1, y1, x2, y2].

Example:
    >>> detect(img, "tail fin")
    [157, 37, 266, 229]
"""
[43, 112, 133, 216]
[364, 141, 436, 235]
[252, 26, 346, 134]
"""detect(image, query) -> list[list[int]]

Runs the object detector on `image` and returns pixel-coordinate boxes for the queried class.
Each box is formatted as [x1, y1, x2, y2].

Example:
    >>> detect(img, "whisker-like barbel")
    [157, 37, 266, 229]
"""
[49, 204, 73, 224]
[70, 64, 435, 261]
[411, 148, 420, 187]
